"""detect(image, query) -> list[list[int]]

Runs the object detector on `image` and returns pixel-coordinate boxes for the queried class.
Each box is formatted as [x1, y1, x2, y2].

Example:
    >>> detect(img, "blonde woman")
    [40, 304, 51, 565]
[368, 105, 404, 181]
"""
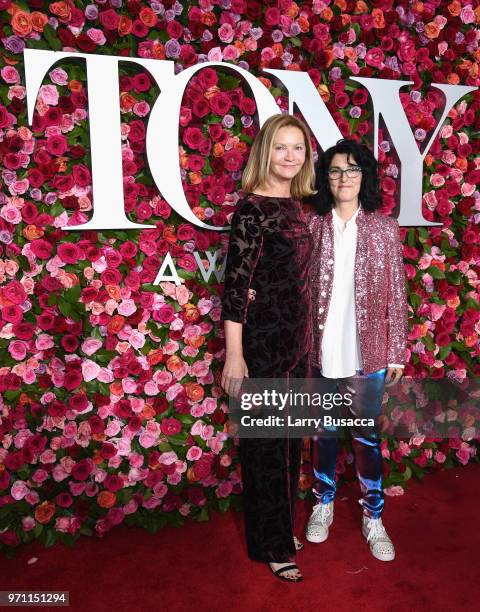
[221, 115, 316, 582]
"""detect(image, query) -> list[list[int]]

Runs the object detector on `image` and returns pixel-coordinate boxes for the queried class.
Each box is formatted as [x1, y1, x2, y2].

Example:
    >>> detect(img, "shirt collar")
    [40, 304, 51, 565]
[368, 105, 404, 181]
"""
[332, 204, 361, 229]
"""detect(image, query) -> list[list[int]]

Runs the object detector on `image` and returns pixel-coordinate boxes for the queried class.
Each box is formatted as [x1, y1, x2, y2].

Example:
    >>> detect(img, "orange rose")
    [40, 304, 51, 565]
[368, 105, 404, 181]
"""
[234, 40, 246, 56]
[446, 296, 460, 309]
[192, 207, 206, 221]
[153, 42, 166, 60]
[465, 334, 478, 348]
[147, 348, 163, 366]
[372, 8, 385, 28]
[23, 225, 44, 241]
[412, 1, 424, 13]
[185, 383, 204, 402]
[186, 335, 205, 349]
[97, 490, 116, 508]
[34, 501, 56, 524]
[213, 143, 225, 158]
[236, 141, 248, 154]
[109, 381, 124, 397]
[188, 172, 202, 185]
[139, 7, 158, 28]
[106, 285, 121, 300]
[118, 15, 133, 36]
[184, 305, 200, 322]
[31, 12, 48, 32]
[424, 22, 440, 39]
[179, 151, 189, 169]
[140, 405, 156, 420]
[272, 43, 283, 58]
[354, 1, 368, 14]
[447, 1, 461, 17]
[201, 11, 217, 26]
[320, 7, 333, 20]
[120, 92, 136, 113]
[11, 11, 32, 37]
[334, 0, 347, 11]
[297, 16, 310, 33]
[68, 80, 83, 93]
[107, 314, 125, 334]
[166, 355, 183, 373]
[163, 225, 177, 244]
[447, 73, 460, 85]
[286, 2, 300, 18]
[49, 2, 71, 22]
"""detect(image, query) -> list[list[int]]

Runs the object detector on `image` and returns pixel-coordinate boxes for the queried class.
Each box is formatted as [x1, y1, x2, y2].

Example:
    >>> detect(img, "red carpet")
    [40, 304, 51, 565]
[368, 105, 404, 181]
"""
[2, 463, 479, 612]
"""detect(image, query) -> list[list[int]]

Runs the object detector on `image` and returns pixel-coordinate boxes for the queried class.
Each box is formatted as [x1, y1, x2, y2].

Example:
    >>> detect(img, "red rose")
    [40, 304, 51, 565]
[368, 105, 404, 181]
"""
[198, 67, 218, 89]
[72, 459, 93, 481]
[265, 7, 280, 25]
[46, 134, 68, 156]
[64, 369, 83, 391]
[128, 119, 146, 142]
[72, 164, 91, 187]
[57, 242, 81, 264]
[2, 280, 27, 305]
[160, 417, 182, 436]
[51, 174, 74, 192]
[210, 92, 232, 116]
[104, 474, 124, 492]
[223, 149, 243, 171]
[30, 238, 53, 259]
[155, 305, 176, 324]
[183, 126, 203, 149]
[167, 19, 183, 39]
[99, 8, 120, 30]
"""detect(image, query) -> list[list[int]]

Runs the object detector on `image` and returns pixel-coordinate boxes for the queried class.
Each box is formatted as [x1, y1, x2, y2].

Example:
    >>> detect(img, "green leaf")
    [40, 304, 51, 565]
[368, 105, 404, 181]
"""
[217, 73, 240, 90]
[409, 293, 422, 310]
[437, 345, 451, 360]
[406, 228, 417, 248]
[63, 284, 81, 304]
[427, 266, 445, 279]
[43, 24, 62, 52]
[44, 528, 58, 548]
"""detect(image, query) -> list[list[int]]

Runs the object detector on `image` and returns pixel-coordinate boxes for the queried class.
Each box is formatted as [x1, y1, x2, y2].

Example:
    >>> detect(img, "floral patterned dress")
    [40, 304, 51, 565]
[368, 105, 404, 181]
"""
[221, 193, 313, 562]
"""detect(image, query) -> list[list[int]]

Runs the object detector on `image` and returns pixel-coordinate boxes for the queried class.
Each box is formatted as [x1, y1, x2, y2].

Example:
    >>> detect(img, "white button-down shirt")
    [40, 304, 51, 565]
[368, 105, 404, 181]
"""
[320, 206, 362, 378]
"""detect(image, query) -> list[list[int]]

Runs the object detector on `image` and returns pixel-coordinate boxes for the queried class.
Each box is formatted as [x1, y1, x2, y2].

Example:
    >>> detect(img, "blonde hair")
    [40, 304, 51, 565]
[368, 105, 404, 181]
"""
[242, 114, 316, 199]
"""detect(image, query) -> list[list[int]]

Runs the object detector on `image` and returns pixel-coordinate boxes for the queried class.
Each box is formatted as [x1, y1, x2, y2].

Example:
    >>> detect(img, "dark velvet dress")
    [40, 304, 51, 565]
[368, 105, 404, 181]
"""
[221, 194, 313, 562]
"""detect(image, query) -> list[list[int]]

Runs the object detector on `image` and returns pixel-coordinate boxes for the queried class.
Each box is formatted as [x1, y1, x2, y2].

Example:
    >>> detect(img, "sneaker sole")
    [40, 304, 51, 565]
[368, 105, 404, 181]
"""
[305, 531, 329, 544]
[370, 549, 395, 562]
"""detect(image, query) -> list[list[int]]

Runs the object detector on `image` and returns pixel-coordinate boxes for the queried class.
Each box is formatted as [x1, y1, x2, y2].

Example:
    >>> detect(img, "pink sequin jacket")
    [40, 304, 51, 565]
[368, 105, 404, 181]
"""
[308, 207, 408, 375]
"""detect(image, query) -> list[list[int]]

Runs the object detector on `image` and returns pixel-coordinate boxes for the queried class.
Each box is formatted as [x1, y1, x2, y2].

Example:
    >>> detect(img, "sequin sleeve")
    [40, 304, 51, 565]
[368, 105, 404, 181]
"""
[221, 200, 265, 324]
[386, 218, 408, 365]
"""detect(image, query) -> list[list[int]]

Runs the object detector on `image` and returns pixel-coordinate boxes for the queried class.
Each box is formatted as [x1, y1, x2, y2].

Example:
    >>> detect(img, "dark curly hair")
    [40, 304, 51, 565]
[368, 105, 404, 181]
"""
[308, 139, 382, 215]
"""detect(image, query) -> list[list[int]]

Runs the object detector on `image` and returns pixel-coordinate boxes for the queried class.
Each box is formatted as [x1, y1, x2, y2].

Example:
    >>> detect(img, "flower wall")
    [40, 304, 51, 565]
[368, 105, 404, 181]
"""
[0, 0, 479, 554]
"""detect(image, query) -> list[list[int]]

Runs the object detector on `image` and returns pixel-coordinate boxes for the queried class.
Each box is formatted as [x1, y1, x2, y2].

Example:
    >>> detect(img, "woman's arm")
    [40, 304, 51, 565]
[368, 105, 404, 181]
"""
[385, 219, 409, 384]
[221, 321, 249, 398]
[221, 201, 264, 396]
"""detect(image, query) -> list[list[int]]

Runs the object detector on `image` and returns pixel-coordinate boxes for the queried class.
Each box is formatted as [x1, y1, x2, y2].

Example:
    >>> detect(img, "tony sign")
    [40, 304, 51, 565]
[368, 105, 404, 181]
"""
[23, 50, 477, 284]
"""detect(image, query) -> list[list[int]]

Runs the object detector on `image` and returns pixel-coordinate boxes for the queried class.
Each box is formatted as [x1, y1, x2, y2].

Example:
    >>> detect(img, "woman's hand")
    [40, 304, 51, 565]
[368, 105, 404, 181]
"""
[385, 366, 404, 387]
[221, 353, 249, 398]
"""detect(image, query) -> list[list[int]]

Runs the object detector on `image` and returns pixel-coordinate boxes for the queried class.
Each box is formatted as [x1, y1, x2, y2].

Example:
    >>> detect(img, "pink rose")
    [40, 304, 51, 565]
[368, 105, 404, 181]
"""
[8, 340, 27, 360]
[11, 480, 29, 500]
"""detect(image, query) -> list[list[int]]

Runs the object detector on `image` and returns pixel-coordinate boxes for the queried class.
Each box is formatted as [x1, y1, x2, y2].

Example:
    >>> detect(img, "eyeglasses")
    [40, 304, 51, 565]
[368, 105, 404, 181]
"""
[327, 166, 362, 180]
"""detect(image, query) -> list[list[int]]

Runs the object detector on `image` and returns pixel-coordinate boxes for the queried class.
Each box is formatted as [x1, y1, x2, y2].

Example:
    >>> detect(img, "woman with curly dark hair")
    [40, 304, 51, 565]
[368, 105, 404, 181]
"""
[306, 139, 408, 562]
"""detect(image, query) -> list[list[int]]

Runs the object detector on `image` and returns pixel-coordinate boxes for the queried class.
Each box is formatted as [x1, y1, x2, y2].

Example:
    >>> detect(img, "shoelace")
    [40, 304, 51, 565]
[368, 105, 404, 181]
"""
[365, 519, 387, 543]
[313, 504, 331, 525]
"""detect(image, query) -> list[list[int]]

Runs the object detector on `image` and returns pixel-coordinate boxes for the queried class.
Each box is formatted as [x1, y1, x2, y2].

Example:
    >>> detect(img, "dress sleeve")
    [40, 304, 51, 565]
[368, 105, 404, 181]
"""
[221, 200, 264, 324]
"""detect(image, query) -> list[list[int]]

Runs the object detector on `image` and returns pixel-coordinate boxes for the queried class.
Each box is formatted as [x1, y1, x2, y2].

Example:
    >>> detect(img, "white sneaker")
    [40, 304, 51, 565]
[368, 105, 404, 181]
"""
[305, 501, 334, 543]
[362, 516, 395, 561]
